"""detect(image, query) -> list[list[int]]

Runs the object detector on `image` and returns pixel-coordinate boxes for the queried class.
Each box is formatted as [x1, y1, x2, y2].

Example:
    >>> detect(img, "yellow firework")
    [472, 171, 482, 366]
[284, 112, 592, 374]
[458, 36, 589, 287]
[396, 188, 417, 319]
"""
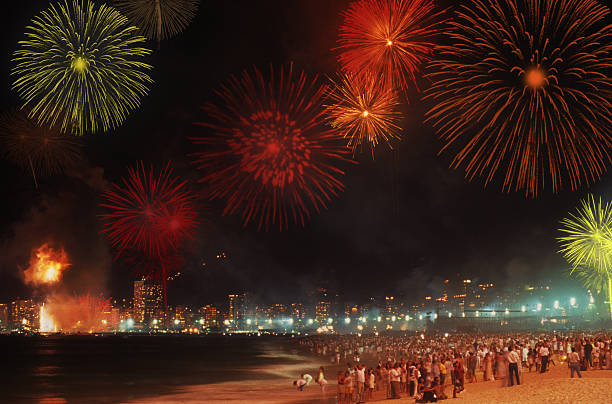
[559, 195, 612, 319]
[12, 0, 153, 135]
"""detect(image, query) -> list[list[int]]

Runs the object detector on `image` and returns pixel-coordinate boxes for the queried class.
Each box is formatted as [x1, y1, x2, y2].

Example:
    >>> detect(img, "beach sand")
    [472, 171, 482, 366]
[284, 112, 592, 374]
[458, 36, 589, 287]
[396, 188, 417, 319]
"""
[124, 358, 612, 404]
[442, 364, 612, 404]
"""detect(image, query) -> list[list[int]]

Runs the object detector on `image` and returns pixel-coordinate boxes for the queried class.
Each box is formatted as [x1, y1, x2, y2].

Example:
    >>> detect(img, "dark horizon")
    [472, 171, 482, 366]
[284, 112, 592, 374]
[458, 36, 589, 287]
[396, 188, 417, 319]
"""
[1, 0, 610, 309]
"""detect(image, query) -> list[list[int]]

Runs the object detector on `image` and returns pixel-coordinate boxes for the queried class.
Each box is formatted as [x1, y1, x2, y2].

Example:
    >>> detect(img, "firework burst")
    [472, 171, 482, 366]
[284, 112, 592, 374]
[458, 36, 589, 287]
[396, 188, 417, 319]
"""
[44, 293, 112, 332]
[425, 0, 612, 196]
[114, 0, 200, 44]
[325, 73, 402, 156]
[191, 63, 351, 230]
[0, 109, 82, 187]
[99, 162, 198, 258]
[12, 0, 153, 135]
[559, 195, 612, 319]
[336, 0, 443, 95]
[559, 195, 612, 274]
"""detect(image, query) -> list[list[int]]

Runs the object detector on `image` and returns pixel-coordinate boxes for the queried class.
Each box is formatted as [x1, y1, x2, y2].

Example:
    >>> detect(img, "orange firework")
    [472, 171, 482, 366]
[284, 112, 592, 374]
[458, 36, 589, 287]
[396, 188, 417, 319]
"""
[326, 73, 402, 156]
[425, 0, 612, 196]
[336, 0, 443, 95]
[23, 243, 71, 286]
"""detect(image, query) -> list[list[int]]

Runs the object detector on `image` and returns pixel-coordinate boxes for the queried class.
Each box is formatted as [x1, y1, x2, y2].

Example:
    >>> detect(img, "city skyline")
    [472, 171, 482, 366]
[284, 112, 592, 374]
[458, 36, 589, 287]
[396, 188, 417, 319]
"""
[2, 274, 606, 335]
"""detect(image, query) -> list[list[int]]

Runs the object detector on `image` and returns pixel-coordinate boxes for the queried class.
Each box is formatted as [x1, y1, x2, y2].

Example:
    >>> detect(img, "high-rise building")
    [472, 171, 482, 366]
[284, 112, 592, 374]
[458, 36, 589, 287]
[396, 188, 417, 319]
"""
[133, 279, 163, 325]
[0, 303, 8, 330]
[134, 280, 146, 322]
[228, 293, 248, 322]
[10, 299, 39, 330]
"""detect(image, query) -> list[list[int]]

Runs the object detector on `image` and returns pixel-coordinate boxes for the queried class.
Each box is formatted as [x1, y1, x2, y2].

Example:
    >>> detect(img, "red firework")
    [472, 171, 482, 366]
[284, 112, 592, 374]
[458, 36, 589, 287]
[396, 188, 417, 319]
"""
[99, 162, 198, 258]
[191, 63, 352, 230]
[336, 0, 443, 95]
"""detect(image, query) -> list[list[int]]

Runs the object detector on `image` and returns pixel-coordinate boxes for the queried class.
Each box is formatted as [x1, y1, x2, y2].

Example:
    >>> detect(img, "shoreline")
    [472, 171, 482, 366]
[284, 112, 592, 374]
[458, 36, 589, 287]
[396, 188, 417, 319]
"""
[124, 352, 612, 404]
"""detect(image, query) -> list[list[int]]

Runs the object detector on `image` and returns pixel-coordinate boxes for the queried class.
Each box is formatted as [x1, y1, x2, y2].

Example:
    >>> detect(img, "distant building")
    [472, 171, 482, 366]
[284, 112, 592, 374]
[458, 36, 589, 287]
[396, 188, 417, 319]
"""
[290, 303, 306, 320]
[133, 279, 163, 325]
[0, 303, 8, 330]
[227, 293, 248, 323]
[383, 296, 396, 317]
[10, 299, 39, 330]
[174, 305, 193, 327]
[198, 305, 218, 328]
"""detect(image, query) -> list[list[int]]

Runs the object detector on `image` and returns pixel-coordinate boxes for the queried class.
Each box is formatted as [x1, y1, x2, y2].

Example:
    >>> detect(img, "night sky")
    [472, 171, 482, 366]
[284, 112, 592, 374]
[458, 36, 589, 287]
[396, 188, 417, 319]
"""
[0, 0, 608, 307]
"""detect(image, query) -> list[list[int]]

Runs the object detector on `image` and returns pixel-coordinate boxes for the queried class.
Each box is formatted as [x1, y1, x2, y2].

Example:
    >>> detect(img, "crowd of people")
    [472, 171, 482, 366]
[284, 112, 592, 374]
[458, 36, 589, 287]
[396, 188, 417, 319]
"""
[295, 331, 612, 402]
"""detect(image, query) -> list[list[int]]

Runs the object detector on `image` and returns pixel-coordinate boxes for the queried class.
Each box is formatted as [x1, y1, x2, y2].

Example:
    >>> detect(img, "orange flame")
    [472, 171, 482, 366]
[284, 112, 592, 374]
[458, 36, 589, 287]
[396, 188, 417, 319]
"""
[44, 293, 111, 332]
[24, 243, 70, 286]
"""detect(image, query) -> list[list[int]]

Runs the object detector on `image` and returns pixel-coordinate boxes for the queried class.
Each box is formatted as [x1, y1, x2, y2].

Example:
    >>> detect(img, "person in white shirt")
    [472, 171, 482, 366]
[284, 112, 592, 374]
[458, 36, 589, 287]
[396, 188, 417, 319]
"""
[507, 346, 521, 386]
[301, 374, 313, 385]
[390, 364, 401, 399]
[355, 365, 365, 402]
[408, 363, 419, 397]
[539, 344, 550, 373]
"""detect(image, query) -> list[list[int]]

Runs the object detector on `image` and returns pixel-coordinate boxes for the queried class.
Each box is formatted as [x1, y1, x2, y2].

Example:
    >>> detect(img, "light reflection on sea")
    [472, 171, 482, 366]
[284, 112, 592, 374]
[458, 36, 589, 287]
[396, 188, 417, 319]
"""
[0, 334, 313, 403]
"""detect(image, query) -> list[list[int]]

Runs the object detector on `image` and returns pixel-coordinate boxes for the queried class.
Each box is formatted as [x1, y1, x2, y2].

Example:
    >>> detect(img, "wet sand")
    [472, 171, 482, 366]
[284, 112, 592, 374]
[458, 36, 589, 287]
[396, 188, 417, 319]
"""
[125, 357, 612, 404]
[123, 349, 340, 404]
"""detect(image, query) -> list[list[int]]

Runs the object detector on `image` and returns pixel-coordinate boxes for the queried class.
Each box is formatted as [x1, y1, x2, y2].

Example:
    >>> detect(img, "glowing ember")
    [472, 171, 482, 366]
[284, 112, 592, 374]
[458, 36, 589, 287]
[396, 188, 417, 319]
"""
[526, 68, 546, 88]
[43, 293, 112, 333]
[23, 243, 70, 286]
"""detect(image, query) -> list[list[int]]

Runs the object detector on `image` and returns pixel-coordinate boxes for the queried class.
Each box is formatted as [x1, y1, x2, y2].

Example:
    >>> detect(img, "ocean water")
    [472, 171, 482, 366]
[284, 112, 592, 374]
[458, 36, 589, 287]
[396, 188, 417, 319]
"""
[0, 334, 306, 404]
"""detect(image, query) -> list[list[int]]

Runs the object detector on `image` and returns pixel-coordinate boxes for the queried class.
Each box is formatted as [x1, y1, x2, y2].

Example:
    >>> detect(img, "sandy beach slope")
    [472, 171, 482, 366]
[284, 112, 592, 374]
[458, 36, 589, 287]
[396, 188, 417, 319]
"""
[123, 358, 612, 404]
